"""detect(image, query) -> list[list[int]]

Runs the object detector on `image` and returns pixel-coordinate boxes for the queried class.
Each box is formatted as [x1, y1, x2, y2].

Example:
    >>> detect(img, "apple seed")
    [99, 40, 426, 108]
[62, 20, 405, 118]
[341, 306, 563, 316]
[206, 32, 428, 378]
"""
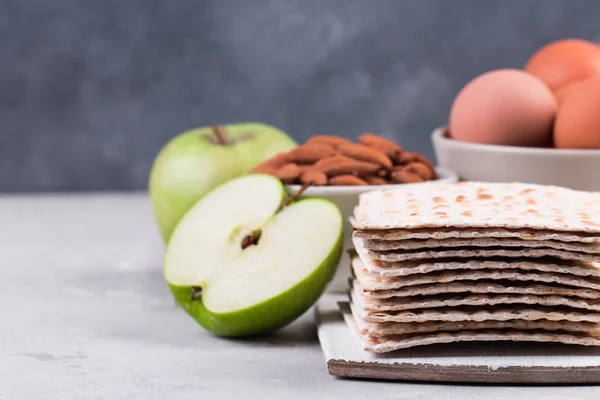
[241, 229, 262, 249]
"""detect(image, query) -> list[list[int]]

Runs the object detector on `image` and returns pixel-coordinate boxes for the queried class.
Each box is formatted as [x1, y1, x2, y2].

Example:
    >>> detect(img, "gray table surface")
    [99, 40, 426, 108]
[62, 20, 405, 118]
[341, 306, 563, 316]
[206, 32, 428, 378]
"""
[2, 193, 599, 400]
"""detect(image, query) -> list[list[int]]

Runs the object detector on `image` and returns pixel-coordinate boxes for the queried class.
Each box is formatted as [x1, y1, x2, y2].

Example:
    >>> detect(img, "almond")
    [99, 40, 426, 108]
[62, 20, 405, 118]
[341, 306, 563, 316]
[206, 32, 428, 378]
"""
[394, 152, 438, 179]
[274, 163, 301, 183]
[365, 176, 389, 185]
[299, 170, 327, 186]
[404, 161, 434, 180]
[250, 152, 289, 174]
[306, 135, 353, 148]
[358, 133, 403, 158]
[415, 153, 435, 169]
[329, 175, 368, 186]
[297, 164, 318, 174]
[315, 156, 380, 177]
[415, 154, 438, 179]
[285, 143, 337, 164]
[338, 143, 393, 169]
[377, 168, 390, 178]
[402, 153, 437, 175]
[394, 151, 419, 165]
[391, 168, 424, 184]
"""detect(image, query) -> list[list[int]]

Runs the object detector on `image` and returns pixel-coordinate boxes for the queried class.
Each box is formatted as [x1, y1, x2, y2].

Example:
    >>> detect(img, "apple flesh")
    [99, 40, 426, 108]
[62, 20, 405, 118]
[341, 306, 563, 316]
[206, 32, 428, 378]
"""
[164, 174, 343, 337]
[149, 123, 297, 243]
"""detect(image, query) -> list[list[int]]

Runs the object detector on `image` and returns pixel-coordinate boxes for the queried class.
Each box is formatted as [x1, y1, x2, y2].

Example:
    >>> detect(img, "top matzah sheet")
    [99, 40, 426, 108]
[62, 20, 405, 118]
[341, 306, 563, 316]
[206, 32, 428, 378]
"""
[352, 182, 600, 232]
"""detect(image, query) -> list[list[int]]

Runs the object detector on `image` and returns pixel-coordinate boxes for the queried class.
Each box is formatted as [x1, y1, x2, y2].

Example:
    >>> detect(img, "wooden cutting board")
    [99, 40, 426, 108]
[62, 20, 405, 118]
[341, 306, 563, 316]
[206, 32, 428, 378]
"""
[315, 293, 600, 384]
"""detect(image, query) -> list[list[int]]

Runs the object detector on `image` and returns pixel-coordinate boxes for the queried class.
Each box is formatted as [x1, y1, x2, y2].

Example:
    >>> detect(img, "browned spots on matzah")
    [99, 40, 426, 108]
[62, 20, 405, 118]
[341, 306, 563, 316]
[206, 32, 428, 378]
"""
[527, 209, 539, 214]
[526, 198, 537, 205]
[433, 196, 444, 203]
[478, 194, 493, 200]
[462, 211, 473, 217]
[455, 195, 467, 203]
[520, 188, 535, 195]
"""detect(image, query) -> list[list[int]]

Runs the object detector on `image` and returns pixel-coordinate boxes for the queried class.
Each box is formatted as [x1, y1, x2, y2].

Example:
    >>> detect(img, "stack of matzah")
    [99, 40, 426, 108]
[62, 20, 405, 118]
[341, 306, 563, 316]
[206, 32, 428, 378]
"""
[346, 181, 600, 353]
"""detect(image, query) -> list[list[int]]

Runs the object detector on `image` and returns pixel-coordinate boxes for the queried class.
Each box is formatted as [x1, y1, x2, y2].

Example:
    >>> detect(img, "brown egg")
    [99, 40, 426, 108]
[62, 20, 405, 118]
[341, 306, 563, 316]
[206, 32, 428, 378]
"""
[554, 78, 594, 109]
[554, 75, 600, 149]
[525, 38, 600, 93]
[449, 69, 557, 147]
[555, 82, 578, 105]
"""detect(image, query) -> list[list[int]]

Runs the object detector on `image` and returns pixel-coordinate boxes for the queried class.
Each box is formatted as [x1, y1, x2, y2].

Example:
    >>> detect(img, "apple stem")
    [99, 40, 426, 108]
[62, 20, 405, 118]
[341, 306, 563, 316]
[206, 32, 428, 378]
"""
[190, 286, 203, 301]
[277, 181, 312, 212]
[211, 125, 229, 145]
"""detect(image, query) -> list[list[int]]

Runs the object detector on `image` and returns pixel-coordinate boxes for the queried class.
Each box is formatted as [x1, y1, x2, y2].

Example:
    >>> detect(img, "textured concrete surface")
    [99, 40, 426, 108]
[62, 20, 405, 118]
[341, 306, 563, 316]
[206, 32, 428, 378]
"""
[3, 0, 600, 192]
[1, 193, 600, 399]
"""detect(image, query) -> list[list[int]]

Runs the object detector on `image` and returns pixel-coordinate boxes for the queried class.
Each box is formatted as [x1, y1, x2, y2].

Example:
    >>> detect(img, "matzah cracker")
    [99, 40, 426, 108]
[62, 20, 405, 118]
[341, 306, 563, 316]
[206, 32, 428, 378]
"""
[351, 257, 600, 291]
[346, 301, 600, 337]
[360, 257, 600, 278]
[353, 227, 600, 243]
[352, 182, 600, 232]
[343, 309, 600, 352]
[354, 279, 600, 300]
[350, 283, 600, 312]
[355, 240, 600, 263]
[361, 236, 600, 254]
[355, 304, 600, 323]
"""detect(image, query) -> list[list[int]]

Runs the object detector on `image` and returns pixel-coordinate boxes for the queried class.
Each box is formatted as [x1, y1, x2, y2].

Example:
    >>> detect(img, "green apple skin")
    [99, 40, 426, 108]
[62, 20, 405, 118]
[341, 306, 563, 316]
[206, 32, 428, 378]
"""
[149, 123, 297, 243]
[168, 222, 343, 337]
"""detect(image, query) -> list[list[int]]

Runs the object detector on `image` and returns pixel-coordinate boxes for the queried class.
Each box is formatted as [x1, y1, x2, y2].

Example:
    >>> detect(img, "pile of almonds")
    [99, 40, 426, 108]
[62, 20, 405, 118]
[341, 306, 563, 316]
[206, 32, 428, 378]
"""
[251, 134, 438, 186]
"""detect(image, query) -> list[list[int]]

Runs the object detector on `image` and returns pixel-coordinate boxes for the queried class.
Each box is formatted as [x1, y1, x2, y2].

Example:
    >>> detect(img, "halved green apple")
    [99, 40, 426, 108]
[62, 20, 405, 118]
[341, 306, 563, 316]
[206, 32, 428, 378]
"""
[164, 174, 343, 337]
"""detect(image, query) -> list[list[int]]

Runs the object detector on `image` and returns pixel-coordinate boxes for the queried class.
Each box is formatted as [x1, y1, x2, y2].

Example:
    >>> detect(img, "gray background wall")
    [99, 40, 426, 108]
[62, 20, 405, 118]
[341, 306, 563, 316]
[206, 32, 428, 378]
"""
[2, 0, 599, 192]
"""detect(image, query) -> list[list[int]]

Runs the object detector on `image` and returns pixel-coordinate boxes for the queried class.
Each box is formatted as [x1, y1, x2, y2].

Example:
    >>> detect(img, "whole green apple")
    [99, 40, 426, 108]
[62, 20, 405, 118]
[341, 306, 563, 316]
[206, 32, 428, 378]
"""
[149, 123, 297, 243]
[164, 174, 344, 337]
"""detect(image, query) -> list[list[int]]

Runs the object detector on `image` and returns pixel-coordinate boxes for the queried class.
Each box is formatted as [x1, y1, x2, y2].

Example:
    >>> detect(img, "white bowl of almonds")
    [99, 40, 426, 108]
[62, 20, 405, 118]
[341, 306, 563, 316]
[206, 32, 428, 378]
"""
[250, 133, 458, 292]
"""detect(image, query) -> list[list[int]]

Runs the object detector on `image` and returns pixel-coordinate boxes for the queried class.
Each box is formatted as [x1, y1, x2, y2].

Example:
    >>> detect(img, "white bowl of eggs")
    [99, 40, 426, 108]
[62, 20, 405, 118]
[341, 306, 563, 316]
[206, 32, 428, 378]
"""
[433, 38, 600, 192]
